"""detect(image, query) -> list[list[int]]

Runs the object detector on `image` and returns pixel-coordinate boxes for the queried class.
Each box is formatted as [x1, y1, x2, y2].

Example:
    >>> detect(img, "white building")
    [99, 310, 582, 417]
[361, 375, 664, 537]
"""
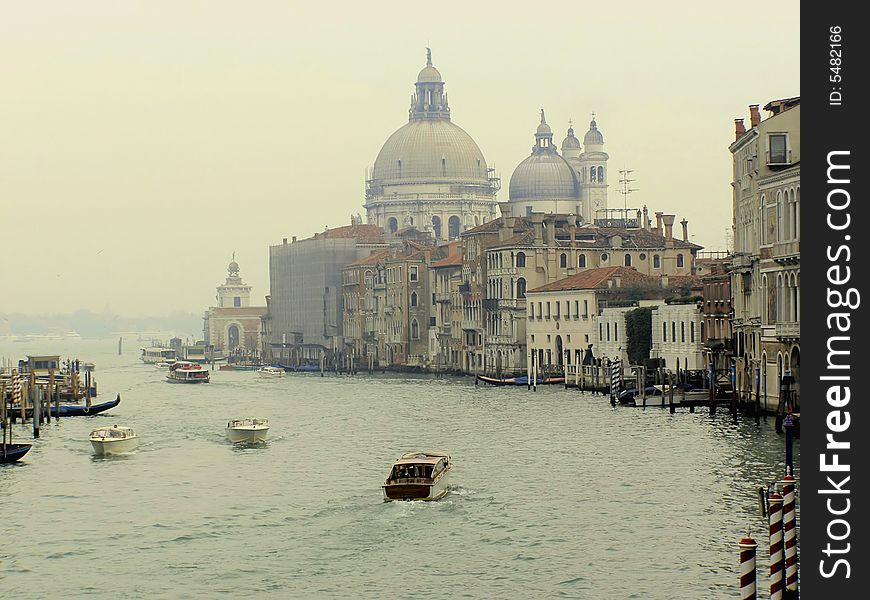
[204, 257, 267, 353]
[650, 302, 705, 370]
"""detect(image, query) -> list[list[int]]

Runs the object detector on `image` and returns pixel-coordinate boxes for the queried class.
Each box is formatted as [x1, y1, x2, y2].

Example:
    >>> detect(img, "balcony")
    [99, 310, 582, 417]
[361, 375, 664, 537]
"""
[775, 322, 800, 340]
[436, 324, 452, 338]
[459, 283, 472, 295]
[773, 240, 800, 264]
[435, 292, 451, 303]
[729, 253, 753, 273]
[483, 298, 499, 311]
[461, 319, 481, 331]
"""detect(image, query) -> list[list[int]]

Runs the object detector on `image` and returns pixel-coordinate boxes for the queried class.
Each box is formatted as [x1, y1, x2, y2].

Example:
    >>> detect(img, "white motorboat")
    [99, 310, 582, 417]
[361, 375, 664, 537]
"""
[382, 452, 452, 501]
[155, 361, 175, 369]
[226, 418, 270, 443]
[257, 366, 285, 378]
[89, 425, 138, 455]
[166, 361, 210, 383]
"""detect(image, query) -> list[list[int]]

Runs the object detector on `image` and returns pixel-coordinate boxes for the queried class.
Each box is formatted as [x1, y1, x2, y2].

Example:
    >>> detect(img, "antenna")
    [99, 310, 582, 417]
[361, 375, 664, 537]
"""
[617, 167, 639, 213]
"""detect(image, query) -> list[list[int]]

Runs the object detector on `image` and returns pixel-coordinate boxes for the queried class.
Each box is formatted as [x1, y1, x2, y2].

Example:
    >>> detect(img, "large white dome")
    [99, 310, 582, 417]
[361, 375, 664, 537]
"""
[371, 119, 489, 184]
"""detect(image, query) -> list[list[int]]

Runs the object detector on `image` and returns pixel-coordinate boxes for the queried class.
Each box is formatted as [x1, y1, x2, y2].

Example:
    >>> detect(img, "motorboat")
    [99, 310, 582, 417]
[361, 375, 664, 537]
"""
[155, 361, 175, 369]
[166, 361, 210, 383]
[89, 425, 138, 455]
[257, 366, 285, 378]
[382, 452, 452, 502]
[226, 418, 270, 443]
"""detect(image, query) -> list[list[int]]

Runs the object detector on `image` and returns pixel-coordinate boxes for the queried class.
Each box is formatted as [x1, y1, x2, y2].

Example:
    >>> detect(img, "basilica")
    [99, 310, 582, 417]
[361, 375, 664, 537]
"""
[365, 50, 610, 239]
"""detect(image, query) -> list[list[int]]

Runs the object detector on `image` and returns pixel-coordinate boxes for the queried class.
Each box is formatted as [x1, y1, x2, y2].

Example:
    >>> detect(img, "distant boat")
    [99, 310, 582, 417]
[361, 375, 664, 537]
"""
[140, 347, 177, 364]
[166, 361, 210, 383]
[1, 444, 32, 464]
[226, 418, 270, 444]
[89, 425, 138, 455]
[383, 452, 452, 502]
[257, 366, 285, 378]
[277, 364, 320, 373]
[476, 374, 565, 386]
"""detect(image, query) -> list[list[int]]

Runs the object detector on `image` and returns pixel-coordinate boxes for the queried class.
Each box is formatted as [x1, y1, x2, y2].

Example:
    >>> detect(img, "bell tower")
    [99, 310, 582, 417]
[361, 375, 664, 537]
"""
[216, 254, 252, 308]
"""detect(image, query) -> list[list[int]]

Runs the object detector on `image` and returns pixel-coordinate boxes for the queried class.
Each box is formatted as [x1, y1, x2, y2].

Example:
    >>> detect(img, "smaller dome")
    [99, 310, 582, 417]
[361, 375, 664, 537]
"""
[417, 65, 442, 83]
[535, 109, 552, 136]
[562, 126, 581, 150]
[228, 260, 240, 274]
[584, 118, 604, 145]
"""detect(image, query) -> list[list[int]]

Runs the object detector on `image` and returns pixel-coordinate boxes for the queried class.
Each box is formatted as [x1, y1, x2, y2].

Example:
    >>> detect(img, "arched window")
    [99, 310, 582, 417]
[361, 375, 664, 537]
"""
[448, 215, 461, 239]
[516, 278, 526, 299]
[516, 252, 526, 267]
[676, 254, 684, 268]
[624, 253, 632, 267]
[600, 252, 609, 262]
[410, 292, 418, 307]
[388, 217, 398, 233]
[776, 190, 783, 241]
[560, 253, 567, 268]
[410, 319, 419, 340]
[597, 166, 604, 182]
[432, 216, 442, 239]
[578, 254, 586, 268]
[590, 167, 596, 182]
[653, 255, 661, 269]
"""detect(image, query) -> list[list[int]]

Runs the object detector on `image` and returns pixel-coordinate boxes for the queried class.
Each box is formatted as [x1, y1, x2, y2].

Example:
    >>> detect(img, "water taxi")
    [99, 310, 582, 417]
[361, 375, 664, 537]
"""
[89, 425, 138, 455]
[166, 361, 210, 383]
[257, 366, 285, 378]
[226, 418, 270, 443]
[382, 452, 452, 501]
[140, 347, 177, 364]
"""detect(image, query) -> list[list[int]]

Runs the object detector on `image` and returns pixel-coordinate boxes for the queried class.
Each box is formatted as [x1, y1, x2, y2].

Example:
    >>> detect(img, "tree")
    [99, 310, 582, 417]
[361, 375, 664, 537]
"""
[625, 307, 653, 366]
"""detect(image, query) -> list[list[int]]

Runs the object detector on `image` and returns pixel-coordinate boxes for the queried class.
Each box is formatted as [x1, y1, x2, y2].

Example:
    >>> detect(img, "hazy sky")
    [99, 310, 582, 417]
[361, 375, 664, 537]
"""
[2, 1, 799, 316]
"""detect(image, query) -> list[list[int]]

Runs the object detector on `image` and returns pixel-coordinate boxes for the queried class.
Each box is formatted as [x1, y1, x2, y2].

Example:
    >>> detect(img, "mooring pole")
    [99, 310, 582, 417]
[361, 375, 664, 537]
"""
[768, 491, 784, 600]
[738, 532, 758, 600]
[781, 475, 798, 597]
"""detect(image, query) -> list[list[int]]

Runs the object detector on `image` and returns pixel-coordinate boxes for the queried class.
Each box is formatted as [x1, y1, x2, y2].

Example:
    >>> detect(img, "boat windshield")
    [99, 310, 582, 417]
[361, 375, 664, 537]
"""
[391, 464, 434, 480]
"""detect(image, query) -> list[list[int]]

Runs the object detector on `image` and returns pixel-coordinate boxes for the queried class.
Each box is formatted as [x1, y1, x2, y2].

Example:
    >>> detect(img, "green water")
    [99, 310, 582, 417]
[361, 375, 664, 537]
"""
[0, 339, 798, 599]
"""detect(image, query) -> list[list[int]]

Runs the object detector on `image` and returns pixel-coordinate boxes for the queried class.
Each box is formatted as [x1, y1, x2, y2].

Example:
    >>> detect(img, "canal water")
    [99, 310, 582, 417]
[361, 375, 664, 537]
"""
[1, 339, 799, 599]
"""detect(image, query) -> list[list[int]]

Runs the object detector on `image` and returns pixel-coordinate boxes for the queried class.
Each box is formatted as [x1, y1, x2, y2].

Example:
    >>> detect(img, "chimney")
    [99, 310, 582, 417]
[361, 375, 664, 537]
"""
[662, 214, 676, 240]
[643, 206, 651, 231]
[655, 212, 663, 235]
[283, 237, 288, 245]
[680, 219, 689, 242]
[749, 104, 761, 128]
[636, 210, 642, 228]
[292, 236, 297, 243]
[545, 217, 556, 245]
[734, 118, 746, 141]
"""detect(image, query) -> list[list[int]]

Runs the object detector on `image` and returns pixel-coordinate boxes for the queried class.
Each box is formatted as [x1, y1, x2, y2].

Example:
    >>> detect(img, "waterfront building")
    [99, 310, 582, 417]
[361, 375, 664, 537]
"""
[650, 301, 705, 371]
[204, 257, 267, 353]
[429, 242, 464, 371]
[459, 209, 702, 374]
[729, 98, 800, 410]
[267, 221, 388, 364]
[364, 49, 500, 241]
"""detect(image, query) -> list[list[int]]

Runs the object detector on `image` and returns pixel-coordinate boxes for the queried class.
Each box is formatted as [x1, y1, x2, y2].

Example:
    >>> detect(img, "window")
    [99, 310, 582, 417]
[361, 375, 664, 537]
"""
[578, 254, 586, 268]
[411, 319, 420, 340]
[606, 322, 611, 341]
[663, 322, 667, 342]
[690, 321, 695, 342]
[624, 254, 632, 267]
[676, 254, 684, 268]
[597, 166, 604, 182]
[574, 301, 579, 318]
[410, 292, 418, 307]
[529, 303, 535, 319]
[233, 297, 241, 307]
[555, 302, 560, 318]
[538, 302, 543, 320]
[590, 167, 596, 182]
[599, 323, 603, 340]
[517, 278, 526, 299]
[639, 253, 646, 261]
[516, 252, 526, 267]
[614, 322, 618, 341]
[601, 253, 609, 262]
[583, 300, 588, 318]
[388, 217, 398, 233]
[560, 253, 567, 268]
[769, 133, 788, 164]
[546, 302, 551, 318]
[681, 322, 685, 343]
[448, 216, 461, 239]
[672, 322, 676, 342]
[410, 266, 418, 282]
[653, 255, 661, 269]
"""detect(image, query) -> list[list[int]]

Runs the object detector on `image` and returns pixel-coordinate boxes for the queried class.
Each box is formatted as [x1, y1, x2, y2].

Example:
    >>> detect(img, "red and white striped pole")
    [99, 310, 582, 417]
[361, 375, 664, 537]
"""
[781, 475, 798, 594]
[738, 533, 758, 599]
[768, 491, 784, 600]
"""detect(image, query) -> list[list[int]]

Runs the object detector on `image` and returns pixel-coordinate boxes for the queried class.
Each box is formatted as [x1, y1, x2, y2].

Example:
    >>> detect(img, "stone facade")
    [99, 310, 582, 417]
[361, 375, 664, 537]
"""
[204, 259, 267, 353]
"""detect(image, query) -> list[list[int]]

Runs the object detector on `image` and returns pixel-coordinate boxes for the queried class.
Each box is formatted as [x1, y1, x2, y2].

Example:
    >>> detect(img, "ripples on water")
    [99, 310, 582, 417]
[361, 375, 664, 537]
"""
[0, 340, 798, 599]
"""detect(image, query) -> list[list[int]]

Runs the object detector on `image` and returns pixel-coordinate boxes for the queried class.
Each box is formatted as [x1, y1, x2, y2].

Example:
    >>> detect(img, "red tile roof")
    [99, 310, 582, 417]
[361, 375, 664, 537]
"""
[527, 267, 658, 293]
[345, 249, 394, 267]
[431, 253, 463, 268]
[313, 224, 384, 241]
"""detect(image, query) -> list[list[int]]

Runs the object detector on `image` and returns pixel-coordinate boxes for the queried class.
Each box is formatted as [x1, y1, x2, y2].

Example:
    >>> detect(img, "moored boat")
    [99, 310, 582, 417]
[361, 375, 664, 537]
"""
[226, 418, 270, 443]
[257, 366, 285, 378]
[476, 374, 566, 386]
[1, 443, 32, 464]
[89, 425, 138, 455]
[382, 451, 452, 501]
[166, 361, 210, 383]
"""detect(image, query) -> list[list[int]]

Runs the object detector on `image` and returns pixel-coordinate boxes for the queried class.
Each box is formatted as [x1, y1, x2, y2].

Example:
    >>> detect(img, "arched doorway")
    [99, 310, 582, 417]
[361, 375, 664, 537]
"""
[555, 335, 563, 367]
[448, 215, 461, 239]
[228, 325, 240, 351]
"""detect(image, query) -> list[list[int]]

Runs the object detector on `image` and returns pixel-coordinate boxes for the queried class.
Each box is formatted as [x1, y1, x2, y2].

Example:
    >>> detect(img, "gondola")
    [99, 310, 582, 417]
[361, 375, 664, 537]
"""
[50, 394, 121, 417]
[1, 444, 32, 463]
[475, 374, 517, 386]
[476, 374, 567, 386]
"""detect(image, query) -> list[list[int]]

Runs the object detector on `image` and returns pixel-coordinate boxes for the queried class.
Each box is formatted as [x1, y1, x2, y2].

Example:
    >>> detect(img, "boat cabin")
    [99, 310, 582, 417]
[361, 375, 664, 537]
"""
[386, 453, 450, 483]
[20, 355, 61, 376]
[141, 347, 177, 362]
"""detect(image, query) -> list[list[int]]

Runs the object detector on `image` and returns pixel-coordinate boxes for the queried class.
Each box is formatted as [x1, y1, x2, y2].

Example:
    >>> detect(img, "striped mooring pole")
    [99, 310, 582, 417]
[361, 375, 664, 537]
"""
[610, 359, 621, 402]
[768, 491, 784, 600]
[738, 533, 758, 600]
[781, 475, 798, 594]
